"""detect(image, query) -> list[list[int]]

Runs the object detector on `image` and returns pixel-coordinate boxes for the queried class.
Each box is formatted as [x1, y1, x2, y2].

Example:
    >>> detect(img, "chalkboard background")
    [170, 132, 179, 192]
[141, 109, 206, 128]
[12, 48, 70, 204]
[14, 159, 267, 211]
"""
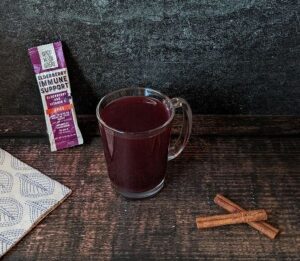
[0, 0, 299, 115]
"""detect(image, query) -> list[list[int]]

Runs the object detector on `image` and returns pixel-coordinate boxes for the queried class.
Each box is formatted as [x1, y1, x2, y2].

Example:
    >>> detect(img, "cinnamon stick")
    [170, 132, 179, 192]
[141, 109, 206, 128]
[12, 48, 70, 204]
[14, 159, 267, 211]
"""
[196, 209, 267, 229]
[214, 194, 279, 239]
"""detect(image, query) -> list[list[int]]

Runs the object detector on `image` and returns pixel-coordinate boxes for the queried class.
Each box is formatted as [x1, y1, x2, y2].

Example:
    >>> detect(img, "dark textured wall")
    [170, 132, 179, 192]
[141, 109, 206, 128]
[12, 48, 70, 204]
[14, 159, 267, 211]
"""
[0, 0, 299, 115]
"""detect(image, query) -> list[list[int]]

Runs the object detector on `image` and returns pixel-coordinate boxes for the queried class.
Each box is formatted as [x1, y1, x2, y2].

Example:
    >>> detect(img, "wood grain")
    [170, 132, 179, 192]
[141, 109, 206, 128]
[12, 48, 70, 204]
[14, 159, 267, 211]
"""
[0, 116, 299, 260]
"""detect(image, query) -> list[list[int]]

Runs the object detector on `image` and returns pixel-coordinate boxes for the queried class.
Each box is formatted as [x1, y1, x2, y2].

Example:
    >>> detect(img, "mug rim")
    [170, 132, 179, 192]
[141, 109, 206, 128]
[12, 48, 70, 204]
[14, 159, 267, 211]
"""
[96, 87, 175, 136]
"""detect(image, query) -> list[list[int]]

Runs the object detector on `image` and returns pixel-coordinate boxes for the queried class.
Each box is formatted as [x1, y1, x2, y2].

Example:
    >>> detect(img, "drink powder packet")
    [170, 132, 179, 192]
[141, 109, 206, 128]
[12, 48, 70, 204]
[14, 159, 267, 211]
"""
[28, 41, 83, 151]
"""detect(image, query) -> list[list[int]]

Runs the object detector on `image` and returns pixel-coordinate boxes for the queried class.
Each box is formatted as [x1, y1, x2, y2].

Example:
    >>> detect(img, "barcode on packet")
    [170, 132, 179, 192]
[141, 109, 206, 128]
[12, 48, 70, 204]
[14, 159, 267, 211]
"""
[37, 43, 58, 70]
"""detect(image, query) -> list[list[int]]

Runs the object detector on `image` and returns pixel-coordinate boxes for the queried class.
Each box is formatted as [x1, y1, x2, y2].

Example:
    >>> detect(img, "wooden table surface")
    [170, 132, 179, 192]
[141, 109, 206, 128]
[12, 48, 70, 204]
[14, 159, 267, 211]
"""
[0, 115, 299, 260]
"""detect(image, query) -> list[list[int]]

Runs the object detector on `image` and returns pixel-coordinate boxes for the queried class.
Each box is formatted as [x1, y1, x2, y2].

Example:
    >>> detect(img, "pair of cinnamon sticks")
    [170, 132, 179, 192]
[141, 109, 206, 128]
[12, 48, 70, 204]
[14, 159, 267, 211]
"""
[196, 194, 279, 239]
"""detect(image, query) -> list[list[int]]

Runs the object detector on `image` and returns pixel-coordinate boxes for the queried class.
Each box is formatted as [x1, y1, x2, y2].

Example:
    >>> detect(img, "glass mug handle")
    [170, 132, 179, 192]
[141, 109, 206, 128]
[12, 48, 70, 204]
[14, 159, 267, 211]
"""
[168, 97, 192, 161]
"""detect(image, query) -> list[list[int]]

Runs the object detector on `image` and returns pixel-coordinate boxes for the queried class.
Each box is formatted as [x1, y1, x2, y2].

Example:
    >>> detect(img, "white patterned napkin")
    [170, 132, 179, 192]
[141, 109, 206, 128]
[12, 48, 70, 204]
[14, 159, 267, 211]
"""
[0, 148, 71, 257]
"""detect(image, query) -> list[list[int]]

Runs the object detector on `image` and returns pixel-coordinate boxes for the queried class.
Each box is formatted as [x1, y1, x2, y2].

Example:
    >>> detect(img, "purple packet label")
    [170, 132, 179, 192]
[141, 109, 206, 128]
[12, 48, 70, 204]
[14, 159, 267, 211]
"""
[28, 41, 83, 151]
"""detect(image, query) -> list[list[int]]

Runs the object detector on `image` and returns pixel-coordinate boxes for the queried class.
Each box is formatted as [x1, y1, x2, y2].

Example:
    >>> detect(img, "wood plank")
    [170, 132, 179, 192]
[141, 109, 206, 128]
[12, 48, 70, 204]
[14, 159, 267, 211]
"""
[0, 135, 299, 260]
[0, 115, 300, 137]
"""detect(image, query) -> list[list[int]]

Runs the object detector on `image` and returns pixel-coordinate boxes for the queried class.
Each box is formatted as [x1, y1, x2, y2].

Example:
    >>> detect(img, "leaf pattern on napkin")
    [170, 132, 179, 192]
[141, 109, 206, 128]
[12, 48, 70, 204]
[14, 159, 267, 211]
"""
[0, 150, 5, 165]
[0, 229, 24, 255]
[11, 156, 31, 171]
[17, 172, 55, 198]
[0, 149, 71, 257]
[0, 171, 13, 194]
[26, 199, 57, 224]
[0, 198, 23, 227]
[61, 185, 70, 197]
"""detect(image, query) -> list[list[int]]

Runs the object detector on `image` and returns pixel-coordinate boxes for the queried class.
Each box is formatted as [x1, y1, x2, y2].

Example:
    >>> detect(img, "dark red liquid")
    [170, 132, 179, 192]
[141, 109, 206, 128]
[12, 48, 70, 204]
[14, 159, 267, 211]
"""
[100, 96, 172, 193]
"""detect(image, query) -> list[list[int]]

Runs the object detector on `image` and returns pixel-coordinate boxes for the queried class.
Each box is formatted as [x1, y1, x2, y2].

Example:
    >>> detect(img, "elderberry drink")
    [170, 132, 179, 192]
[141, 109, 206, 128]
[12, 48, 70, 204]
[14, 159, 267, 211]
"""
[100, 96, 171, 194]
[97, 88, 192, 199]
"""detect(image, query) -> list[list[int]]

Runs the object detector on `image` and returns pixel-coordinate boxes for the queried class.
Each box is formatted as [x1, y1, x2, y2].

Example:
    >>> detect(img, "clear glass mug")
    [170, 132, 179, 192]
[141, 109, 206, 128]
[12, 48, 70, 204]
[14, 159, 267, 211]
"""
[96, 88, 192, 199]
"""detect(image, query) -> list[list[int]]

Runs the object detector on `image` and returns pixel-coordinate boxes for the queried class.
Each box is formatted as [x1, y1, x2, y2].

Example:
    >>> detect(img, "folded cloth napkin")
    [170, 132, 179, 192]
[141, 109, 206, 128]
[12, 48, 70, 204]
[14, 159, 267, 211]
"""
[0, 148, 71, 257]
